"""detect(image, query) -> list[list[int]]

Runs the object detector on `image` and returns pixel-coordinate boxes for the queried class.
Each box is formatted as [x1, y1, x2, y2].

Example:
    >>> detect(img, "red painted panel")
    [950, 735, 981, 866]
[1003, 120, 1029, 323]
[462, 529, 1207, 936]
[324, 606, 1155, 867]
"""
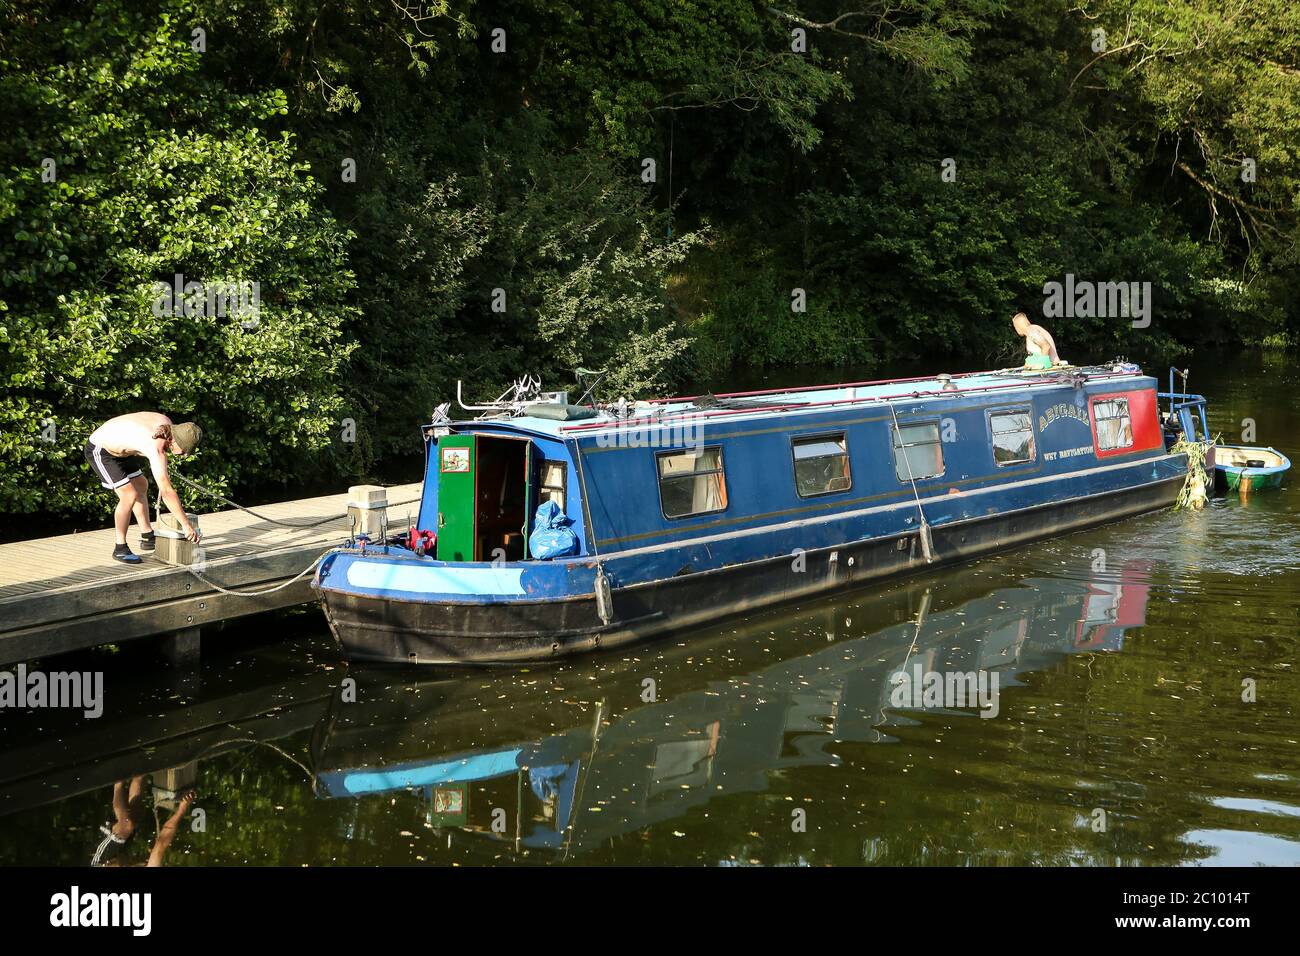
[1090, 388, 1162, 458]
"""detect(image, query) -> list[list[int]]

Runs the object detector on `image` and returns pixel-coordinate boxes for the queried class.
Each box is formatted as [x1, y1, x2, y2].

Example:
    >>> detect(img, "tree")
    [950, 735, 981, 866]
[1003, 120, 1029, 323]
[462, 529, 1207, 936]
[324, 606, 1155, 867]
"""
[0, 1, 357, 514]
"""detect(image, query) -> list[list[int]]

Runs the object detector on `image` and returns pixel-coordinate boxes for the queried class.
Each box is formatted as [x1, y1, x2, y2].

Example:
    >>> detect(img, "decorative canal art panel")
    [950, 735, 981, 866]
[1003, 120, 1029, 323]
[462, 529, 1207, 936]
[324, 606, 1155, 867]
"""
[1037, 397, 1099, 462]
[1037, 400, 1091, 433]
[1037, 400, 1095, 462]
[440, 446, 471, 473]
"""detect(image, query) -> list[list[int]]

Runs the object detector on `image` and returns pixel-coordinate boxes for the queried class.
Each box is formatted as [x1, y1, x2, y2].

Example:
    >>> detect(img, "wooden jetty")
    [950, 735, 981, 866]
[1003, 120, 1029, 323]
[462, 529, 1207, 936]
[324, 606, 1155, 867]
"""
[0, 483, 422, 666]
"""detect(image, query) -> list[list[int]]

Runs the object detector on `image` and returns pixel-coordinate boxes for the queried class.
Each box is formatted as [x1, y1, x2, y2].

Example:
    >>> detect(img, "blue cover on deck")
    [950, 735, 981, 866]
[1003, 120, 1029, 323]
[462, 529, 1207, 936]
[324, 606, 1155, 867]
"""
[529, 500, 579, 559]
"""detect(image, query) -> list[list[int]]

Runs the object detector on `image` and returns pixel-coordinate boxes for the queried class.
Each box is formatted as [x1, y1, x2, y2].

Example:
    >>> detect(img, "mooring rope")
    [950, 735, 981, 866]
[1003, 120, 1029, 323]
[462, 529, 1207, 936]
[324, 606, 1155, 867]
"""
[184, 548, 335, 597]
[160, 473, 419, 528]
[887, 400, 935, 562]
[146, 474, 421, 596]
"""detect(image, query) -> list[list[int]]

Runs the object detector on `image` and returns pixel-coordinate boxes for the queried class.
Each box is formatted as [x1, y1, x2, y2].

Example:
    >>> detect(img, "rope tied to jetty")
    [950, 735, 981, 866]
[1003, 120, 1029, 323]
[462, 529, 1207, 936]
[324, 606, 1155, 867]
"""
[161, 473, 419, 528]
[148, 475, 419, 596]
[184, 548, 335, 597]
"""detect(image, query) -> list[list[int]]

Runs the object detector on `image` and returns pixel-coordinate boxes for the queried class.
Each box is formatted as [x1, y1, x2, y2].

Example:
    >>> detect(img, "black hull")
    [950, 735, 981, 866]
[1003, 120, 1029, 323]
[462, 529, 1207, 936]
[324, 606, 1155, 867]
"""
[319, 476, 1182, 665]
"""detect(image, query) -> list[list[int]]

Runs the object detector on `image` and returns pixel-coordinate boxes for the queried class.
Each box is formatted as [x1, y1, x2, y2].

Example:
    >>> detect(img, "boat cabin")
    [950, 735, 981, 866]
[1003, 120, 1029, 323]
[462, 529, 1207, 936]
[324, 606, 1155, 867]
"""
[415, 363, 1171, 564]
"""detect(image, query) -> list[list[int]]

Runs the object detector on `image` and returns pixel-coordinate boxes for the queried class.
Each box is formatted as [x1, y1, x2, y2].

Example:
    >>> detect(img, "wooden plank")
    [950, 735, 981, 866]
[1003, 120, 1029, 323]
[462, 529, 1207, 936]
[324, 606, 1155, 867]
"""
[0, 482, 422, 597]
[0, 482, 423, 663]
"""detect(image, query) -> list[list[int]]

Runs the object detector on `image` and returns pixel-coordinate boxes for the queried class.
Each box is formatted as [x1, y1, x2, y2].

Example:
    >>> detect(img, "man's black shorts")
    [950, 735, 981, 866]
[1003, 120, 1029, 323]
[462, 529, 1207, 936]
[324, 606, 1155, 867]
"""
[84, 440, 146, 490]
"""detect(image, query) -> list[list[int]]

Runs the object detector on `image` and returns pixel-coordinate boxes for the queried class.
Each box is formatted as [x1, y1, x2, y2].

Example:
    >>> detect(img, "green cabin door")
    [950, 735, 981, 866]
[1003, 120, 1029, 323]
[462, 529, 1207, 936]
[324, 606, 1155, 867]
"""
[436, 434, 477, 561]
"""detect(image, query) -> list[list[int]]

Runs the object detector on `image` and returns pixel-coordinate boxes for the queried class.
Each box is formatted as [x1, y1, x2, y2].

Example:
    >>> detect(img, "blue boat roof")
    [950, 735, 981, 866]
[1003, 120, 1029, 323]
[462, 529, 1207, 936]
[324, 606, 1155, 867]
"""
[453, 363, 1151, 440]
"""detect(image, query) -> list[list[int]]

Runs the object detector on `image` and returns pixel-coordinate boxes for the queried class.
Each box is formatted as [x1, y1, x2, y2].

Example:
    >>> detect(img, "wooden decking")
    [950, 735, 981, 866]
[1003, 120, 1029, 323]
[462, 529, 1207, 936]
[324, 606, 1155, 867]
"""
[0, 483, 423, 665]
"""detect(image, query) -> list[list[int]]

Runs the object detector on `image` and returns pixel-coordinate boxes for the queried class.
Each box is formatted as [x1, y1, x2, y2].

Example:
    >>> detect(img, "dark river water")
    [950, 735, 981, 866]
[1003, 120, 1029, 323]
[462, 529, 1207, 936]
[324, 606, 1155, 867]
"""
[1, 351, 1297, 866]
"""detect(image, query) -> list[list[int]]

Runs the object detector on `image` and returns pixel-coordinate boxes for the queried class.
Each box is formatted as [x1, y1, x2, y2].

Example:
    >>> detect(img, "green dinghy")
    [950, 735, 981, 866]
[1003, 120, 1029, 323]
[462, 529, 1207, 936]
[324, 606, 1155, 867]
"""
[1215, 445, 1291, 493]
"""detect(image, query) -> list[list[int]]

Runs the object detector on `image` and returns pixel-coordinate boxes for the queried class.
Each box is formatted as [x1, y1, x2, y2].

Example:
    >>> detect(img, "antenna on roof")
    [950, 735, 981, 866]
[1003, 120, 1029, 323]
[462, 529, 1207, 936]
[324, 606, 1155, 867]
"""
[574, 368, 606, 407]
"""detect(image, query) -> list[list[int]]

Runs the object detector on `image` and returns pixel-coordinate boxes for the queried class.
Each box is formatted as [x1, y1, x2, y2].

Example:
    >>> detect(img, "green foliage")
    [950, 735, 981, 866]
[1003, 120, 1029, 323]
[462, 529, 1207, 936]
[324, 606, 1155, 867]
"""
[682, 0, 1293, 371]
[2, 0, 1298, 521]
[0, 0, 357, 514]
[683, 239, 876, 378]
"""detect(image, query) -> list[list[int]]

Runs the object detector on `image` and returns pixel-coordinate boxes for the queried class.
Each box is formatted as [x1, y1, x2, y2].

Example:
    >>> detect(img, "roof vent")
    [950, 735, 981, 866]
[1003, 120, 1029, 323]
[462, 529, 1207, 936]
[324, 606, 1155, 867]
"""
[937, 373, 958, 392]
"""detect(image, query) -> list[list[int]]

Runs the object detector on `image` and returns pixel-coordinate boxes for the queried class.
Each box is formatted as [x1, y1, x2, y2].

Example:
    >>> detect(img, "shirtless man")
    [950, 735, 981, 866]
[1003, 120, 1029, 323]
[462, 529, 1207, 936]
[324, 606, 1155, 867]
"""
[85, 412, 202, 563]
[1012, 311, 1063, 365]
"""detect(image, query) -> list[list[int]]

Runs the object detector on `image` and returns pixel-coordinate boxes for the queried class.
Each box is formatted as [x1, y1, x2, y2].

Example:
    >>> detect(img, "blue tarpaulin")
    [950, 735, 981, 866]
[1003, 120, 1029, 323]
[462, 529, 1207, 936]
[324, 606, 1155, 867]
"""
[529, 500, 578, 559]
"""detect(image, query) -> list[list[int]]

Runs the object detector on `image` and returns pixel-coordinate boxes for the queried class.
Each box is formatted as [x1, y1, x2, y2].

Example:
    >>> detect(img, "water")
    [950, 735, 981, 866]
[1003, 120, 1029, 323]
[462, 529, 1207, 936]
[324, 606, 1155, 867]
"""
[1, 351, 1297, 866]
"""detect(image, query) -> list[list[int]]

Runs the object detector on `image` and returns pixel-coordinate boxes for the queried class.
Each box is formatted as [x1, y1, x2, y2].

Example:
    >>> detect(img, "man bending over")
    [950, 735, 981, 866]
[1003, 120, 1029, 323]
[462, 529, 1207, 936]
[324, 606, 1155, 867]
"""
[85, 413, 203, 563]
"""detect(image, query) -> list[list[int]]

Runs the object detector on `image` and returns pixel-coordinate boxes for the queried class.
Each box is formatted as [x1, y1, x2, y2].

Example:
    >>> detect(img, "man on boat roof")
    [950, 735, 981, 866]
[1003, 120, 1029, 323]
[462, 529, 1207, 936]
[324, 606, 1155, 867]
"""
[1012, 311, 1064, 367]
[85, 412, 203, 564]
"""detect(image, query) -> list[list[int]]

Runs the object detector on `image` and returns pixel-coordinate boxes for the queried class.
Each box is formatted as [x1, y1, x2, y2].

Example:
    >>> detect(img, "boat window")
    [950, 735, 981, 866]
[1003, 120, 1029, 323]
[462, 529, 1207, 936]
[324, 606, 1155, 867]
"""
[892, 422, 944, 481]
[990, 410, 1035, 466]
[1092, 398, 1133, 451]
[792, 433, 851, 497]
[539, 460, 567, 512]
[657, 447, 728, 519]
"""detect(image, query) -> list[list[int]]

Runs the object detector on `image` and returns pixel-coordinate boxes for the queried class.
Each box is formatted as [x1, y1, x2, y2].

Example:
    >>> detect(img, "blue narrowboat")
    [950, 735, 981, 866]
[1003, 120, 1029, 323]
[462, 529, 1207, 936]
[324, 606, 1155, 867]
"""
[313, 362, 1208, 664]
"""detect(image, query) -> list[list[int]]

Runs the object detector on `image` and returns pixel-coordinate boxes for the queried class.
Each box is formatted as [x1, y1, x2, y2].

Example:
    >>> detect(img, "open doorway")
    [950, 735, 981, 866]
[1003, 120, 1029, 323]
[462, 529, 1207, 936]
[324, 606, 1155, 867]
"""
[435, 432, 535, 562]
[476, 436, 529, 561]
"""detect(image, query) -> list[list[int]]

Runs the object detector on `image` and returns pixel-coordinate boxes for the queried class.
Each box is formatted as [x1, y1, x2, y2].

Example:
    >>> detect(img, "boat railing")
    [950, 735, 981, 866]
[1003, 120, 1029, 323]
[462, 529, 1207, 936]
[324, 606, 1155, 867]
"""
[563, 367, 1144, 434]
[1157, 389, 1210, 444]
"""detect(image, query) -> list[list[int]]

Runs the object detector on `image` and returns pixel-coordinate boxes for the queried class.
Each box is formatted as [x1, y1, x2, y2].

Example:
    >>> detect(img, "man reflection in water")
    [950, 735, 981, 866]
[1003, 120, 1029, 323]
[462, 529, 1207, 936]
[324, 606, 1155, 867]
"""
[90, 777, 198, 866]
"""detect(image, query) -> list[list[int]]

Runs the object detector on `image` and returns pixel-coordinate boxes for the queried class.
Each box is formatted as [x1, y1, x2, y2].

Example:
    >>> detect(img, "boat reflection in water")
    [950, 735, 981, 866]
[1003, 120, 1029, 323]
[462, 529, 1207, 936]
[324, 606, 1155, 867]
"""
[0, 640, 337, 866]
[312, 559, 1152, 860]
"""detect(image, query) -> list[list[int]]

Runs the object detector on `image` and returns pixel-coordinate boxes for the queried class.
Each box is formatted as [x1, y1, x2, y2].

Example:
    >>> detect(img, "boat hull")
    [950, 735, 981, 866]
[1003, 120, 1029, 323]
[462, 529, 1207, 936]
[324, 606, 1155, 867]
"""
[1219, 469, 1284, 493]
[1213, 444, 1291, 493]
[319, 474, 1183, 665]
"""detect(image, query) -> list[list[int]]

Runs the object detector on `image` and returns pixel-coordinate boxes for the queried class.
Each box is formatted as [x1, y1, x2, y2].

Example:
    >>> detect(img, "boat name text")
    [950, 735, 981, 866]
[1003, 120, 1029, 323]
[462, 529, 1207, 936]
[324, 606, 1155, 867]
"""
[1038, 402, 1090, 433]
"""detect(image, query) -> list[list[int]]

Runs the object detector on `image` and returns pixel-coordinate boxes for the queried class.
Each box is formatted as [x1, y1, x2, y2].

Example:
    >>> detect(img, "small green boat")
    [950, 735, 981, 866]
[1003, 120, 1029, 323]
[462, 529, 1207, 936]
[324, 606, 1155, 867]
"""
[1214, 445, 1291, 493]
